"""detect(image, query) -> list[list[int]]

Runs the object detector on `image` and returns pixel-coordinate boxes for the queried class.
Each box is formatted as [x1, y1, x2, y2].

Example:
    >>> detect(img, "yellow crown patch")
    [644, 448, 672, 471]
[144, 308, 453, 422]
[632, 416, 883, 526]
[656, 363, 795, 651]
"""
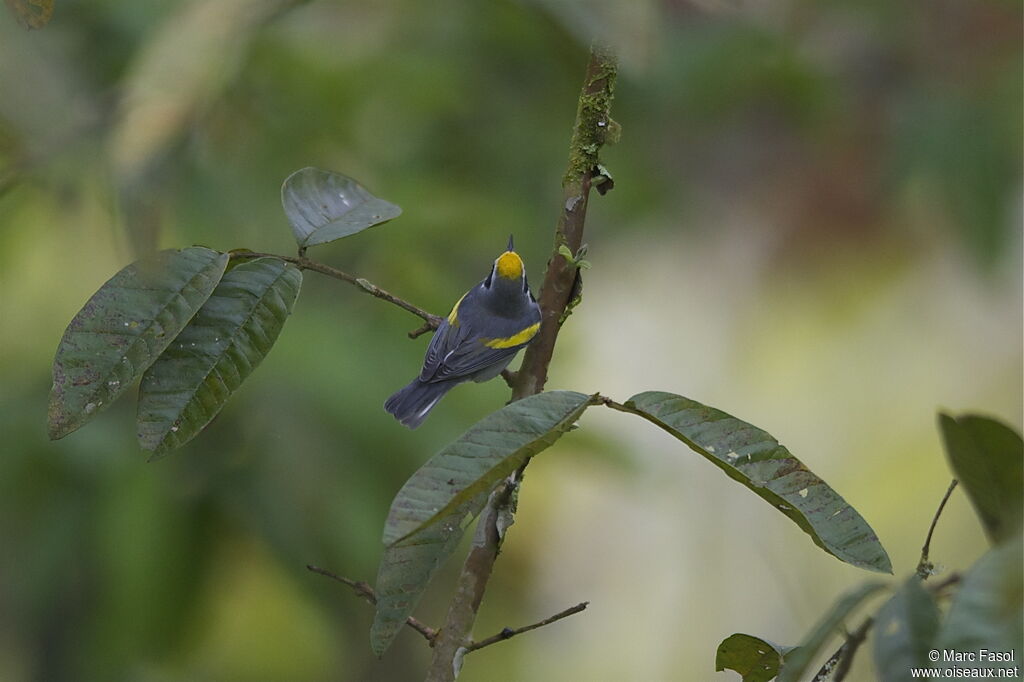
[496, 251, 523, 279]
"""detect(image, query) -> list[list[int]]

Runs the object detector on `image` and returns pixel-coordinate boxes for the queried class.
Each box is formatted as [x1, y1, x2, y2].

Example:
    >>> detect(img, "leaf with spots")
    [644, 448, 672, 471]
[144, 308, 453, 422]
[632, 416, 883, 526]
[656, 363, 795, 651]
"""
[716, 633, 797, 682]
[136, 257, 301, 455]
[622, 391, 892, 573]
[48, 247, 228, 440]
[281, 167, 401, 248]
[370, 391, 596, 656]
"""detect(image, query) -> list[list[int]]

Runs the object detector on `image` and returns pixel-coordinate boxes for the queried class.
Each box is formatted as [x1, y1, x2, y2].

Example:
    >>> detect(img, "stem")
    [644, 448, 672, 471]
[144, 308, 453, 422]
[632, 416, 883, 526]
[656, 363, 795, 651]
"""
[229, 251, 442, 330]
[812, 616, 875, 682]
[423, 45, 617, 682]
[306, 565, 438, 643]
[917, 479, 958, 579]
[465, 602, 589, 652]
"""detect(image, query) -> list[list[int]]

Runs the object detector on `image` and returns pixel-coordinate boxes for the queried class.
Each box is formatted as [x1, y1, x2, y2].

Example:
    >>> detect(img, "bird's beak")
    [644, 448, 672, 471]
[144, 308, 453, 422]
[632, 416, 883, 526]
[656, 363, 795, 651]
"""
[507, 234, 514, 252]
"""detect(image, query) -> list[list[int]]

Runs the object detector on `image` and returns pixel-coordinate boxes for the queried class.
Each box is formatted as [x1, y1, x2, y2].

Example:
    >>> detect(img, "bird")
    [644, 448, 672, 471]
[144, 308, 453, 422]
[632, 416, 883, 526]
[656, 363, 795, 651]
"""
[385, 236, 542, 428]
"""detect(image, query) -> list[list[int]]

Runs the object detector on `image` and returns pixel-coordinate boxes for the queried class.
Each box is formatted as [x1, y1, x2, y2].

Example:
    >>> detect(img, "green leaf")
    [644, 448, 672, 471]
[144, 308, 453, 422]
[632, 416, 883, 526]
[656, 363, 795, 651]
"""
[281, 167, 402, 248]
[873, 577, 941, 682]
[49, 247, 228, 440]
[370, 489, 490, 658]
[716, 633, 796, 682]
[370, 391, 595, 657]
[383, 391, 596, 546]
[136, 258, 302, 455]
[777, 581, 887, 682]
[623, 391, 892, 573]
[938, 413, 1023, 545]
[936, 534, 1023, 664]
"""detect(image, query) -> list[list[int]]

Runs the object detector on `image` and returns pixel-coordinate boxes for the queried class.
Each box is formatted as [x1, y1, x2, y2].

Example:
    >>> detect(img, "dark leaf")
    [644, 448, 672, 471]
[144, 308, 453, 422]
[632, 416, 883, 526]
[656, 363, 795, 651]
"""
[716, 633, 796, 682]
[938, 413, 1023, 545]
[371, 391, 595, 656]
[873, 577, 941, 681]
[777, 582, 887, 682]
[370, 489, 490, 658]
[383, 391, 596, 546]
[136, 258, 302, 455]
[936, 534, 1023, 665]
[49, 247, 228, 440]
[624, 391, 892, 573]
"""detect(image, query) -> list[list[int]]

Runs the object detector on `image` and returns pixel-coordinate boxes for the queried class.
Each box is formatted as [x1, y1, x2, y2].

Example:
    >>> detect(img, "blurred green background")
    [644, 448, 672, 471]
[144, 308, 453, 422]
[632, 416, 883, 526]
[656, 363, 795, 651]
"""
[1, 1, 1020, 680]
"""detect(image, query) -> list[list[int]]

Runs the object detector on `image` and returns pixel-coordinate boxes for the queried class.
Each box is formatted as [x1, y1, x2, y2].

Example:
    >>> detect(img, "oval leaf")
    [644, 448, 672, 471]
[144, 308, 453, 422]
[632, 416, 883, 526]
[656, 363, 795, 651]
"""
[370, 489, 491, 658]
[383, 391, 596, 546]
[49, 247, 228, 440]
[281, 167, 401, 247]
[938, 413, 1023, 545]
[370, 391, 595, 657]
[136, 257, 302, 455]
[716, 633, 796, 682]
[624, 391, 892, 573]
[872, 577, 941, 681]
[777, 581, 887, 682]
[936, 534, 1023, 664]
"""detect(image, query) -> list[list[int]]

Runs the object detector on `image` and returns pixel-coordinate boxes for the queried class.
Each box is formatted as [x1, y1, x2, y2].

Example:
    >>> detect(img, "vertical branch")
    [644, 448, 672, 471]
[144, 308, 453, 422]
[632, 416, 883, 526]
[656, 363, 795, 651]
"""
[423, 45, 618, 682]
[513, 43, 618, 401]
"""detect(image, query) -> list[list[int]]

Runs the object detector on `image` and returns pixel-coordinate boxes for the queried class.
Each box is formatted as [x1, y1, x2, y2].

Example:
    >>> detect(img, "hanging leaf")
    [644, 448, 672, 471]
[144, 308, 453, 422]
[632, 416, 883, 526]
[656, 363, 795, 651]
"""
[281, 167, 402, 248]
[716, 633, 797, 682]
[370, 489, 491, 658]
[370, 391, 596, 657]
[776, 581, 887, 682]
[935, 534, 1023, 664]
[872, 577, 941, 682]
[49, 247, 228, 440]
[383, 391, 596, 546]
[938, 413, 1023, 545]
[136, 258, 302, 455]
[622, 391, 892, 573]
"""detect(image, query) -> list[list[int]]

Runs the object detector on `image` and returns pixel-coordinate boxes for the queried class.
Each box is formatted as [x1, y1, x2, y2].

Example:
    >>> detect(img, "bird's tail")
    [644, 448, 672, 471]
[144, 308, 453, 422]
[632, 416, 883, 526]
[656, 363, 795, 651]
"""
[384, 379, 454, 429]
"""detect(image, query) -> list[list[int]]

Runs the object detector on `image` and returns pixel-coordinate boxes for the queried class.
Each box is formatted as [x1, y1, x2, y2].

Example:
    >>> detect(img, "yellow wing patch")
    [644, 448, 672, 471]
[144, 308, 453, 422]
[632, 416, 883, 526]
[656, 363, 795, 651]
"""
[447, 292, 467, 326]
[481, 322, 540, 349]
[495, 251, 523, 280]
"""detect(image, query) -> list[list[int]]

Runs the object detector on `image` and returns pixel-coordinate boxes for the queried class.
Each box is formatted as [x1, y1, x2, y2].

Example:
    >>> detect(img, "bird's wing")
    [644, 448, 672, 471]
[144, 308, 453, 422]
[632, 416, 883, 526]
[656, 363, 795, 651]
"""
[419, 318, 525, 383]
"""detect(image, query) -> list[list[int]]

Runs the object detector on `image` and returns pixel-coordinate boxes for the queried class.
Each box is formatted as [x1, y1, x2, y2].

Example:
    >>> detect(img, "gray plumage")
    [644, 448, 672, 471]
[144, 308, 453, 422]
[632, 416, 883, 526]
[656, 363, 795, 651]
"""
[385, 240, 541, 429]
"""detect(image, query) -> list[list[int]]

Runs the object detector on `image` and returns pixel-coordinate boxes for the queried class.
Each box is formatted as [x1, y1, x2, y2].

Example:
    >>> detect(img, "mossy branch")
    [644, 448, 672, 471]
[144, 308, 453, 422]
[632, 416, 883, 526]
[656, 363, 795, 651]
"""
[424, 44, 618, 682]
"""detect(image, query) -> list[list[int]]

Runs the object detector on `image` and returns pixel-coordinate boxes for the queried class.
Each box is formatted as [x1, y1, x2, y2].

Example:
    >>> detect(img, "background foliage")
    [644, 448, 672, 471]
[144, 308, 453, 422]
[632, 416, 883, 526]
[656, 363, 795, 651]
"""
[1, 1, 1020, 680]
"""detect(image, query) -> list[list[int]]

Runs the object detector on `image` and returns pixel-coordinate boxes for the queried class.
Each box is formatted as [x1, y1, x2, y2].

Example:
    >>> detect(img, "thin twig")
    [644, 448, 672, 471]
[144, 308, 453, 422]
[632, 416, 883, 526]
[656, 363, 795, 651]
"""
[927, 571, 962, 595]
[465, 602, 589, 653]
[917, 479, 958, 579]
[306, 565, 438, 644]
[230, 251, 442, 328]
[811, 616, 874, 682]
[408, 320, 437, 339]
